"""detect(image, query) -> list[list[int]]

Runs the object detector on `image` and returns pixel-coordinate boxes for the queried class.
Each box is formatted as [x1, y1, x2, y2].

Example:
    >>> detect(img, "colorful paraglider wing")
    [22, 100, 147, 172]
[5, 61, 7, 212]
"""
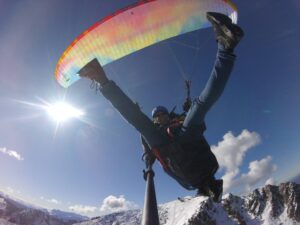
[55, 0, 238, 88]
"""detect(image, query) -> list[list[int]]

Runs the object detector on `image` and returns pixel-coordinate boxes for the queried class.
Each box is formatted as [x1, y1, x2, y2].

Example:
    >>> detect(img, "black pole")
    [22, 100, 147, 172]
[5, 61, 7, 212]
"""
[141, 160, 160, 225]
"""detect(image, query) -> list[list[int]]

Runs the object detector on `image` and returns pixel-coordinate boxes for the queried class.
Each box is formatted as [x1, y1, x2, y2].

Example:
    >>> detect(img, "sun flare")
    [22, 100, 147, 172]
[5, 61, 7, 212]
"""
[46, 102, 84, 123]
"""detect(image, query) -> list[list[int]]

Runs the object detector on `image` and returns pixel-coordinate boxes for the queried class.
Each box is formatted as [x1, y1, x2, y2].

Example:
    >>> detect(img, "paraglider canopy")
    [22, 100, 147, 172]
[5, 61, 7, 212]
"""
[55, 0, 238, 88]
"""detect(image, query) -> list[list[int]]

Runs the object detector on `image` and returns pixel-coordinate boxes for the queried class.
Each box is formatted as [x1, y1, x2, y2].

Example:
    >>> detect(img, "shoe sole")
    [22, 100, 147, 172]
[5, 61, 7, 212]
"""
[206, 12, 232, 26]
[207, 13, 244, 41]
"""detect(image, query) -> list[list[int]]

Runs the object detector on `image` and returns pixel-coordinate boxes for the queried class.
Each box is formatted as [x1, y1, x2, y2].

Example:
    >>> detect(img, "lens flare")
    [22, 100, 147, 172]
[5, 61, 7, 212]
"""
[46, 102, 84, 122]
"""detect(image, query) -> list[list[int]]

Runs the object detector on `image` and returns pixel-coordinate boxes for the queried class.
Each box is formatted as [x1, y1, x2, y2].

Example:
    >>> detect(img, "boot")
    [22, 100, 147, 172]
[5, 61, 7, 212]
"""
[78, 58, 109, 86]
[206, 12, 244, 51]
[196, 184, 210, 197]
[208, 179, 223, 203]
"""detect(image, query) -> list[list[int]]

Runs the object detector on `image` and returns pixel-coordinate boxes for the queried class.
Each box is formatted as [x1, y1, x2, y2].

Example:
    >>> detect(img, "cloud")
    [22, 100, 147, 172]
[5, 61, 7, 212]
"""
[40, 196, 61, 205]
[0, 147, 24, 160]
[5, 187, 21, 195]
[211, 129, 261, 183]
[265, 177, 276, 186]
[211, 130, 277, 194]
[49, 199, 61, 204]
[68, 195, 139, 216]
[100, 195, 138, 215]
[233, 156, 277, 193]
[69, 204, 98, 214]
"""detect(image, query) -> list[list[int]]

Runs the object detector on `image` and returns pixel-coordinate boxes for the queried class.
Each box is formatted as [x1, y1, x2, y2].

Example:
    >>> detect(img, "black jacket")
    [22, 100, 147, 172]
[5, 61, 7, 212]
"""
[141, 121, 219, 190]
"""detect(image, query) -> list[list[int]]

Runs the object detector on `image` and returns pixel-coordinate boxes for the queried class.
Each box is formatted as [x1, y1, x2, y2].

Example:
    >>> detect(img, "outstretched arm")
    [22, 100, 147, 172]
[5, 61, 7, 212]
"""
[79, 59, 169, 149]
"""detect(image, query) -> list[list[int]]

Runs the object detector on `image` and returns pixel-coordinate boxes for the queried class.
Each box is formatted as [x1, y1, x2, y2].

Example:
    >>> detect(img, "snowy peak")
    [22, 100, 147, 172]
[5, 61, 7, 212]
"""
[160, 196, 234, 225]
[187, 182, 300, 224]
[245, 182, 300, 223]
[0, 192, 88, 225]
[75, 182, 300, 225]
[76, 210, 142, 225]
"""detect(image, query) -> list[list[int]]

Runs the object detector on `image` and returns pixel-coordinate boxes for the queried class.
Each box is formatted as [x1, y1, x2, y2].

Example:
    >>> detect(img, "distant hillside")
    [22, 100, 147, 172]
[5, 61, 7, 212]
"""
[0, 192, 88, 225]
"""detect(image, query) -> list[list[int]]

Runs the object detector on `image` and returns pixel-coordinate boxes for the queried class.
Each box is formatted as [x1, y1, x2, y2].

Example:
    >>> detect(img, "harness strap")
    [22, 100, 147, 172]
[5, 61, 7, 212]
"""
[152, 148, 168, 171]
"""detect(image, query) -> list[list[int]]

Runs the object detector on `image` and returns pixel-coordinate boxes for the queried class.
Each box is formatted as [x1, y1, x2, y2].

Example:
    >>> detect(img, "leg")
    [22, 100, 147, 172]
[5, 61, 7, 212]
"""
[183, 45, 236, 129]
[183, 12, 244, 130]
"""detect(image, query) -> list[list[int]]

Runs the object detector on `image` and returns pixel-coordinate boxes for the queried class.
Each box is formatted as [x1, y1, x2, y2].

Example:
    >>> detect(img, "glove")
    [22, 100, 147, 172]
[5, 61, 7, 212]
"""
[182, 98, 192, 112]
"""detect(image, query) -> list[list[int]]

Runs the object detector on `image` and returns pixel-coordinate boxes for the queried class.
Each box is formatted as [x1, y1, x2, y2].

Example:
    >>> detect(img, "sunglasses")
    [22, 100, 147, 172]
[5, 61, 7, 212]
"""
[153, 112, 168, 118]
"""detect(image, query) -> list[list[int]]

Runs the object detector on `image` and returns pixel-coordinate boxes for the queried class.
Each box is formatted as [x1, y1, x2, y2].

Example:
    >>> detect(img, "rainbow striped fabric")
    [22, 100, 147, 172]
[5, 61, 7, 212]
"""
[55, 0, 237, 88]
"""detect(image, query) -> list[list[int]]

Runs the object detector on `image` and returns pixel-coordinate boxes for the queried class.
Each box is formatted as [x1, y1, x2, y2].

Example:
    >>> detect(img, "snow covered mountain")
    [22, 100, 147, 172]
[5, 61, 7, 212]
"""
[75, 182, 300, 225]
[0, 182, 299, 225]
[0, 192, 88, 225]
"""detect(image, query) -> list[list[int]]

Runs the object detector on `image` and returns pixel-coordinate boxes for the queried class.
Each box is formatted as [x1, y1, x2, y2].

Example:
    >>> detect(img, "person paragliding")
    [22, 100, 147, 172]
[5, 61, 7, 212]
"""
[77, 12, 244, 202]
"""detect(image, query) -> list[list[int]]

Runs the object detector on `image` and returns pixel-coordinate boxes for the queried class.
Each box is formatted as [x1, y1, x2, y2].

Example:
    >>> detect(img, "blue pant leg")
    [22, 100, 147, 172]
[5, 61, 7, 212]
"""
[100, 81, 169, 148]
[183, 46, 236, 130]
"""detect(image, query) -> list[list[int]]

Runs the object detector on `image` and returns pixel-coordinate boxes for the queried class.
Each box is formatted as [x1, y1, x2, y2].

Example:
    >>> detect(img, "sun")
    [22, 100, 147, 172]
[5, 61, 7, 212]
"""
[13, 98, 89, 137]
[46, 102, 84, 123]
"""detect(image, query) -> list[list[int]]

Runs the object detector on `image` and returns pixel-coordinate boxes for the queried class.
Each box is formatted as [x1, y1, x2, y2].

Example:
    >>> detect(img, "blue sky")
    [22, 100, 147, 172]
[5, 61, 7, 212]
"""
[0, 0, 300, 217]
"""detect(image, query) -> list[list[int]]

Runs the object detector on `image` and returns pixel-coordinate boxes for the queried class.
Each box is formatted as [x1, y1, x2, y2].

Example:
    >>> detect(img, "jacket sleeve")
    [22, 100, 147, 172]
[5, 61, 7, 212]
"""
[100, 81, 169, 149]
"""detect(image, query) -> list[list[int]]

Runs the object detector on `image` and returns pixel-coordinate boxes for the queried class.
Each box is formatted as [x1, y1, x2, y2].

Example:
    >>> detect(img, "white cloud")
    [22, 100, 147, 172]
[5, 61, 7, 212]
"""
[212, 130, 261, 172]
[40, 196, 61, 205]
[5, 187, 21, 195]
[100, 195, 138, 215]
[265, 177, 276, 186]
[49, 199, 61, 204]
[233, 156, 277, 193]
[0, 147, 24, 160]
[68, 195, 139, 216]
[211, 130, 277, 194]
[69, 204, 97, 214]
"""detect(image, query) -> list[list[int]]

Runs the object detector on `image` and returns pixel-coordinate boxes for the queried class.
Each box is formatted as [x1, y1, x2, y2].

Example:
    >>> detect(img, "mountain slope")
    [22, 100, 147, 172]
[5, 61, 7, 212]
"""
[0, 192, 88, 225]
[75, 182, 300, 225]
[291, 174, 300, 184]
